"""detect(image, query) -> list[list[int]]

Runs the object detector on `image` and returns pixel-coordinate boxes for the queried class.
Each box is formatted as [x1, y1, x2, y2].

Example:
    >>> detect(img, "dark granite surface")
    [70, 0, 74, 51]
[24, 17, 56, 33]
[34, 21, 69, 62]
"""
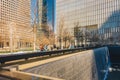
[107, 64, 120, 80]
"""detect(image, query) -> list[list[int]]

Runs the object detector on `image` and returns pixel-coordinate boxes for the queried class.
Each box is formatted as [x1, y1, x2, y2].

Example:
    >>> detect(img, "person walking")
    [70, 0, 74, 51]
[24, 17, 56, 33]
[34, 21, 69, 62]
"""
[39, 44, 44, 51]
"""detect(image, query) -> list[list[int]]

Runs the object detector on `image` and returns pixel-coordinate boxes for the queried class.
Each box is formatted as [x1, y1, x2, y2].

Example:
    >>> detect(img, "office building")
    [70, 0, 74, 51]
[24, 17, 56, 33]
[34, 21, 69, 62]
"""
[0, 0, 33, 51]
[56, 0, 120, 46]
[56, 0, 120, 33]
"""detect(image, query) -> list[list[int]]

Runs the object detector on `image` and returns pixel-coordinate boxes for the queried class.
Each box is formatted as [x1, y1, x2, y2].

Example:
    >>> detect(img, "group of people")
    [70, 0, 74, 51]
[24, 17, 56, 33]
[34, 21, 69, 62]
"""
[39, 44, 58, 51]
[39, 44, 76, 52]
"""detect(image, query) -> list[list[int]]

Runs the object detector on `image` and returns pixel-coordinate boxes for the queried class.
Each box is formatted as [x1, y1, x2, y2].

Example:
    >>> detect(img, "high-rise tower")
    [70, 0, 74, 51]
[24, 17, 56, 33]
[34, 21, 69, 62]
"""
[0, 0, 33, 51]
[36, 0, 55, 45]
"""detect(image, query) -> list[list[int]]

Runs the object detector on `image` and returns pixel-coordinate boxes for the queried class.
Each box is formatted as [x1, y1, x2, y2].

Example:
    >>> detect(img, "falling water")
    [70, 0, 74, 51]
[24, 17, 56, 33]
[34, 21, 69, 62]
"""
[23, 47, 110, 80]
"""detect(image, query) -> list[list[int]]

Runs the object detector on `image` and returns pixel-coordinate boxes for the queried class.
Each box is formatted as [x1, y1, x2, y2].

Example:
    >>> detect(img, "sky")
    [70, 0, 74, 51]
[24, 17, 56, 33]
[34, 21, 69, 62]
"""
[47, 0, 55, 25]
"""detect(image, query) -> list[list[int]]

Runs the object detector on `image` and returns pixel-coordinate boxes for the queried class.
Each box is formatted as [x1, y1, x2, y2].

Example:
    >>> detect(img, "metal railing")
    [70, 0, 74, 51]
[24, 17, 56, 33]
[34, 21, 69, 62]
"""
[0, 47, 98, 64]
[0, 46, 120, 80]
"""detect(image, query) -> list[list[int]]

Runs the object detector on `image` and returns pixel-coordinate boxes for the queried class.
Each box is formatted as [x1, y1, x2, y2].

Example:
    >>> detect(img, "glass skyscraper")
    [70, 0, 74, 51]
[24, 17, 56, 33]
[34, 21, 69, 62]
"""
[37, 0, 54, 31]
[56, 0, 120, 34]
[36, 0, 55, 45]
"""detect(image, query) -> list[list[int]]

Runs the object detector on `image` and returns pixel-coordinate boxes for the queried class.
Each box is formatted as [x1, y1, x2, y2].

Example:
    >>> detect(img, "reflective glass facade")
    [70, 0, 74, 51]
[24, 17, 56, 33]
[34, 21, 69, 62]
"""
[56, 0, 120, 34]
[34, 0, 55, 45]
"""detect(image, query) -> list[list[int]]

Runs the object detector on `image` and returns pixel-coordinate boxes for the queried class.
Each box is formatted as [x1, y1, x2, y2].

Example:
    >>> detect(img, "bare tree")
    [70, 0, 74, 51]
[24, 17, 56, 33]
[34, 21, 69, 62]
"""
[84, 29, 92, 46]
[57, 16, 74, 49]
[89, 30, 100, 46]
[58, 16, 65, 49]
[62, 28, 71, 48]
[74, 22, 85, 47]
[44, 24, 55, 45]
[24, 0, 49, 51]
